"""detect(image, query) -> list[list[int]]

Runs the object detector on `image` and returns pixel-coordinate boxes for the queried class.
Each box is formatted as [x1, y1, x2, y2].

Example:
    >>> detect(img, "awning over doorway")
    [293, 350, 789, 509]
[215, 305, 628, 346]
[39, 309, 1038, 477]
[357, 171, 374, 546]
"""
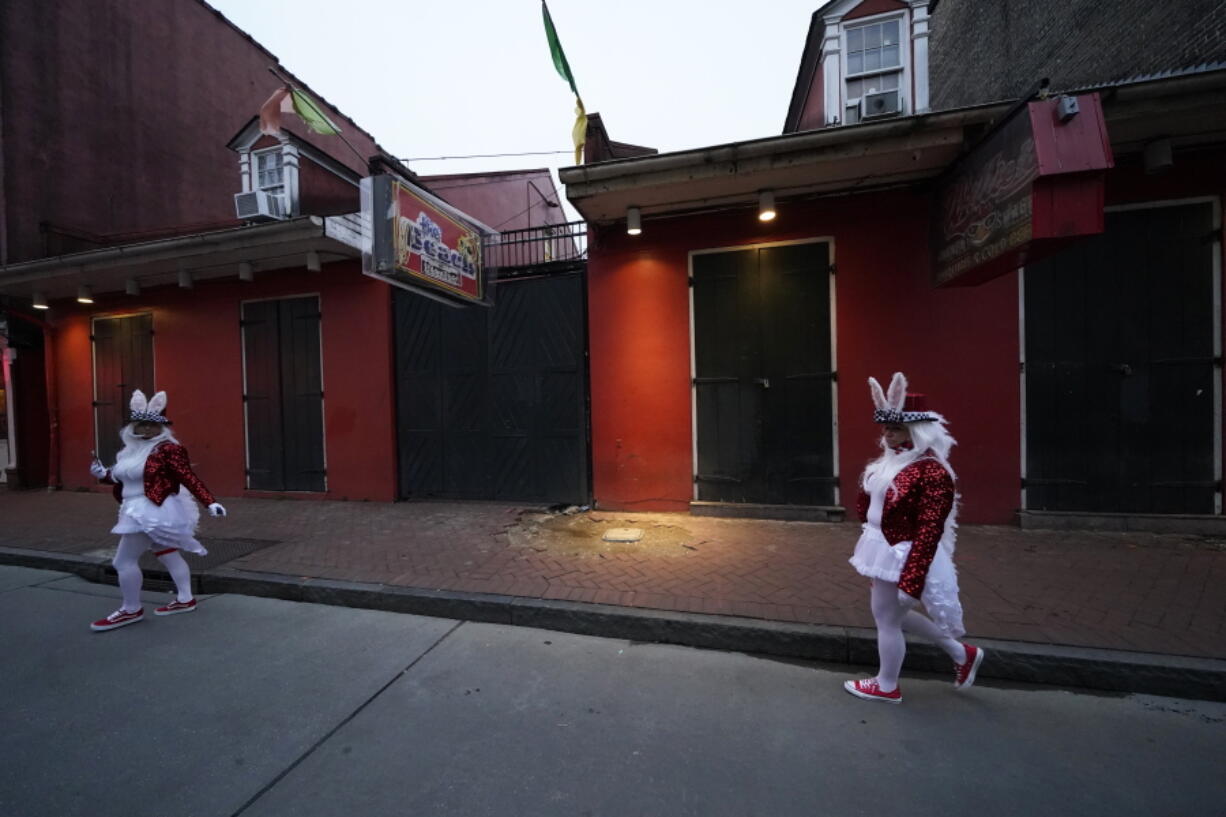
[0, 214, 364, 302]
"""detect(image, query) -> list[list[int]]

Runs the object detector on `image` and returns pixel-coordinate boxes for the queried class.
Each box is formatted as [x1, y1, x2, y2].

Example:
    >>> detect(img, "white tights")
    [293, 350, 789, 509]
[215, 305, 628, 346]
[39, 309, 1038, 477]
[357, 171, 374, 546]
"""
[870, 578, 967, 692]
[113, 533, 194, 612]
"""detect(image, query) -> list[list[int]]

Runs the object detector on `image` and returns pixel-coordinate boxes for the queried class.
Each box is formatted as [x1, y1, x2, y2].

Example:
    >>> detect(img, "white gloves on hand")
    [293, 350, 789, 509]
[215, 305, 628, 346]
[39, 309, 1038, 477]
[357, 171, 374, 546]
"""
[89, 460, 108, 479]
[898, 590, 920, 610]
[207, 503, 227, 517]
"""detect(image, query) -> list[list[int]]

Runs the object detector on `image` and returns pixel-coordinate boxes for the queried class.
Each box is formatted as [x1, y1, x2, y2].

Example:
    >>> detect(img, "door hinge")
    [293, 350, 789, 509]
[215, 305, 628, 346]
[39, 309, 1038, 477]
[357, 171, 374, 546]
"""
[829, 263, 837, 276]
[687, 277, 695, 288]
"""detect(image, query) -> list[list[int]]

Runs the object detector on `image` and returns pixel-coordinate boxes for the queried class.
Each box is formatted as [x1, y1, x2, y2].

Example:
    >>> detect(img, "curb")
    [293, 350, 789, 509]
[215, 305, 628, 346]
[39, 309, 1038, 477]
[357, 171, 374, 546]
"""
[5, 546, 1225, 702]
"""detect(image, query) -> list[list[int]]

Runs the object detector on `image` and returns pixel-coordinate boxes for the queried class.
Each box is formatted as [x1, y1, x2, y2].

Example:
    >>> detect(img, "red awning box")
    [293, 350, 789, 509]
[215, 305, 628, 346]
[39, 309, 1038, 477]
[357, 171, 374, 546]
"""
[933, 93, 1114, 287]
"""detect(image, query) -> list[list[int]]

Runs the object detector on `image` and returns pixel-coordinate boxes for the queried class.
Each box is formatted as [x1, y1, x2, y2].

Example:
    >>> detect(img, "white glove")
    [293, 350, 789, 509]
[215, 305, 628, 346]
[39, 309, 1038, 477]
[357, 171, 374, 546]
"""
[898, 590, 920, 610]
[89, 459, 108, 479]
[207, 503, 227, 517]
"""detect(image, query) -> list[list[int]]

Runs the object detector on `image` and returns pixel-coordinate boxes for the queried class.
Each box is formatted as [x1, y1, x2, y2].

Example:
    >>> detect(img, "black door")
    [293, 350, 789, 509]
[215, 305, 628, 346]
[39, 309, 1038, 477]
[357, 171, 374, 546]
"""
[395, 272, 589, 503]
[1025, 202, 1218, 513]
[693, 242, 835, 505]
[241, 296, 326, 492]
[92, 314, 154, 464]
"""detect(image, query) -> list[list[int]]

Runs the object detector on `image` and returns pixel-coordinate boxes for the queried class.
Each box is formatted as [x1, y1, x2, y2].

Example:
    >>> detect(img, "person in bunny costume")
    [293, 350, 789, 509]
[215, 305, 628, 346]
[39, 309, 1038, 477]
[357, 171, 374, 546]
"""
[88, 389, 227, 632]
[843, 372, 984, 703]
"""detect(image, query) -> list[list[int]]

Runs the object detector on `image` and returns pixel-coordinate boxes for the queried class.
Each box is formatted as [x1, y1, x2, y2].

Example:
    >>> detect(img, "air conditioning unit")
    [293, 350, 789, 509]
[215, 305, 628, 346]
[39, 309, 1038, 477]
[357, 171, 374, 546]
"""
[234, 190, 286, 222]
[860, 88, 902, 120]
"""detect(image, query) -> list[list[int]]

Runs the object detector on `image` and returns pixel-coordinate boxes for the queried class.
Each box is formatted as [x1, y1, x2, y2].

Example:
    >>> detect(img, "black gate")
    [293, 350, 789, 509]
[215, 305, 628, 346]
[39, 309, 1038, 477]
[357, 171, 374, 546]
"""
[1025, 202, 1219, 513]
[92, 313, 154, 464]
[241, 296, 326, 492]
[394, 222, 589, 504]
[693, 241, 836, 505]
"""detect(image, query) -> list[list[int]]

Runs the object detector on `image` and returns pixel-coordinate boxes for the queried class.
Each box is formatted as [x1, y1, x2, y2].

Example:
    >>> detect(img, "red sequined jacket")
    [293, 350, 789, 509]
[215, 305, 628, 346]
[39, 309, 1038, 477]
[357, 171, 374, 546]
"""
[101, 442, 216, 507]
[856, 457, 955, 599]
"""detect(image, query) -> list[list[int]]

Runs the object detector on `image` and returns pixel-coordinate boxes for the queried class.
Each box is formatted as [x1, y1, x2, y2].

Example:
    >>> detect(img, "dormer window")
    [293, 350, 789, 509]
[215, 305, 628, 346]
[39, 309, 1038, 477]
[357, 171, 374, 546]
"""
[794, 1, 929, 132]
[254, 148, 286, 201]
[843, 14, 907, 124]
[231, 135, 300, 220]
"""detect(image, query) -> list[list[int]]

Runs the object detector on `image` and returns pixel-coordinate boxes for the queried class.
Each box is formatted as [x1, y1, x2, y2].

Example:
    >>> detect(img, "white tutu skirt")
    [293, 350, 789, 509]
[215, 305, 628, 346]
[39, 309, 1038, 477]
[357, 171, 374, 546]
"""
[112, 487, 207, 555]
[849, 524, 965, 638]
[849, 525, 909, 582]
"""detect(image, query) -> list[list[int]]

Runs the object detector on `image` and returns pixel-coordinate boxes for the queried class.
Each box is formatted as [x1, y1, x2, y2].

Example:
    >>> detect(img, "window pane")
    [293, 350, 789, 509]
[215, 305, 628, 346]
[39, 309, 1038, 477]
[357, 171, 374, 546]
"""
[865, 49, 881, 71]
[882, 44, 900, 68]
[847, 27, 863, 51]
[845, 105, 860, 125]
[847, 78, 863, 99]
[879, 72, 899, 91]
[883, 19, 899, 46]
[848, 53, 863, 74]
[864, 24, 881, 49]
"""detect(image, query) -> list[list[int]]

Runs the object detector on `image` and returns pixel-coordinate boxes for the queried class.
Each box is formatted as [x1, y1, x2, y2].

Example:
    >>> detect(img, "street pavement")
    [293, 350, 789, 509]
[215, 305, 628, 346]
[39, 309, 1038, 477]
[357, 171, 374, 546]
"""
[2, 565, 1224, 817]
[1, 490, 1224, 699]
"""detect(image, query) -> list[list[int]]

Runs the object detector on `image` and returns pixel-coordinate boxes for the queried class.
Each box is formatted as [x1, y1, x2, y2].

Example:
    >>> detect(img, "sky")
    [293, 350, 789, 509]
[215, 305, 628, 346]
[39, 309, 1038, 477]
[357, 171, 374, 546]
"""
[207, 0, 823, 216]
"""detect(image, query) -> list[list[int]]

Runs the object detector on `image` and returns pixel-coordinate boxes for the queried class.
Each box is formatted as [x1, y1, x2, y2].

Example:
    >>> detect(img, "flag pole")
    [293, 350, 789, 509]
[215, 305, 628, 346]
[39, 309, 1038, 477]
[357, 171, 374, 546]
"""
[266, 66, 369, 169]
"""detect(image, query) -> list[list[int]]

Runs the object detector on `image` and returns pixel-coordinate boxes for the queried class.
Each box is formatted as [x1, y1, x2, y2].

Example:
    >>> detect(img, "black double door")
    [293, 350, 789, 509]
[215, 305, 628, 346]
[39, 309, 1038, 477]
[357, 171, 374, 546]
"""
[241, 296, 326, 492]
[693, 242, 835, 506]
[394, 273, 589, 504]
[1025, 202, 1218, 514]
[92, 314, 155, 464]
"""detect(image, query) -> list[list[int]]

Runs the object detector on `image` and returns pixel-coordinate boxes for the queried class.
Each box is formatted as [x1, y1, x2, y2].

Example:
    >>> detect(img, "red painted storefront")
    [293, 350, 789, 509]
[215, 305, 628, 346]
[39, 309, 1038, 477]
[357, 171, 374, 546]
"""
[581, 139, 1225, 525]
[50, 261, 397, 501]
[587, 190, 1020, 523]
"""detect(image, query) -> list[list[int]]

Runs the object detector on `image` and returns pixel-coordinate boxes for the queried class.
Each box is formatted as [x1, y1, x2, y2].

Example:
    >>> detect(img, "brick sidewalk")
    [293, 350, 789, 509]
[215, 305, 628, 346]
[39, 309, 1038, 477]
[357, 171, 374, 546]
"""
[2, 490, 1223, 659]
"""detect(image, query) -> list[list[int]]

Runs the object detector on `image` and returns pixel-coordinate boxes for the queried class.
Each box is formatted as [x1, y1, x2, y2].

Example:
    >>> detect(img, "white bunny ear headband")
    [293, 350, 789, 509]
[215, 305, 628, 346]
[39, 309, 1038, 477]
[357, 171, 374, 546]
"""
[129, 389, 172, 425]
[867, 372, 941, 423]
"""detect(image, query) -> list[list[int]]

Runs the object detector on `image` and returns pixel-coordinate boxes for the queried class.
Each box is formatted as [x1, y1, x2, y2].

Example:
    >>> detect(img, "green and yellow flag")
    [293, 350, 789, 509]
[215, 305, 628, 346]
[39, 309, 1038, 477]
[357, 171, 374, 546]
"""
[542, 1, 587, 164]
[259, 85, 341, 137]
[290, 88, 341, 136]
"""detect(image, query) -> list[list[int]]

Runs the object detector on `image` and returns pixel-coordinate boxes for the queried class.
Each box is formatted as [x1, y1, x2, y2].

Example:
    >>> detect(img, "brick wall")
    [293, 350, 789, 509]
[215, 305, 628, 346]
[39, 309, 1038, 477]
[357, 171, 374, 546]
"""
[930, 0, 1226, 110]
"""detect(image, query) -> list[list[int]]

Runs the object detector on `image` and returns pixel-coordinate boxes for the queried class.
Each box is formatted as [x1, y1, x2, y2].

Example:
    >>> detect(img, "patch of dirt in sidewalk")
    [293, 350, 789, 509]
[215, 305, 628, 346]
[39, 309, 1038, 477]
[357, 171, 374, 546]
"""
[507, 510, 697, 558]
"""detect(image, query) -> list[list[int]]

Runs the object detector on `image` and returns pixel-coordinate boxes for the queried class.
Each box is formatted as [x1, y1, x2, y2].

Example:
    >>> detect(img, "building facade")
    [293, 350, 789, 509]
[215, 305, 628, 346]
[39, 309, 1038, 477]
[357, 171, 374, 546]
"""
[565, 0, 1226, 526]
[0, 0, 574, 504]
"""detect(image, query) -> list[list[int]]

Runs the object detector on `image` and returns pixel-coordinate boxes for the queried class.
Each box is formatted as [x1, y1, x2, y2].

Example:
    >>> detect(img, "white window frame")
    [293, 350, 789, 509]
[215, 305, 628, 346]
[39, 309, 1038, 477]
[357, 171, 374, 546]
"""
[688, 236, 840, 507]
[253, 148, 286, 197]
[239, 140, 300, 217]
[841, 11, 910, 124]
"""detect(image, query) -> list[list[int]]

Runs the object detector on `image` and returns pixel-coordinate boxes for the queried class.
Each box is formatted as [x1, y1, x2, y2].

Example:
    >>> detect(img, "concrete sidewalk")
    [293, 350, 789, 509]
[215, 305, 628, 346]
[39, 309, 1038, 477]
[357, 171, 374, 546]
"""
[2, 490, 1224, 699]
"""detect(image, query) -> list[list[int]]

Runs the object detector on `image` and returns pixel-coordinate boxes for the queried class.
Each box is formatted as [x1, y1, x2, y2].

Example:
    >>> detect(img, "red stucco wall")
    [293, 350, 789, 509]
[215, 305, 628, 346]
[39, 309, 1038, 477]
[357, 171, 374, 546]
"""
[51, 261, 395, 501]
[587, 190, 1022, 523]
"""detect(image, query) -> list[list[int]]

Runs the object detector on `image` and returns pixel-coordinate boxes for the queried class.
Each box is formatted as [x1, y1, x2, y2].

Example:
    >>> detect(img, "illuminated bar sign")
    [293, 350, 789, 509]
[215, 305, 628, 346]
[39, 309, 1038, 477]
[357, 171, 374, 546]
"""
[933, 93, 1114, 287]
[362, 174, 495, 306]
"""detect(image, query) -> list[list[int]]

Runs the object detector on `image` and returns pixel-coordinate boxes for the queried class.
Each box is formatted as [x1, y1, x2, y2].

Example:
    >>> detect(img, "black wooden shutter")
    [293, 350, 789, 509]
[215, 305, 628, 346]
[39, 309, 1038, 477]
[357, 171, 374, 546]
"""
[242, 300, 286, 490]
[278, 297, 326, 491]
[92, 314, 154, 464]
[242, 296, 325, 492]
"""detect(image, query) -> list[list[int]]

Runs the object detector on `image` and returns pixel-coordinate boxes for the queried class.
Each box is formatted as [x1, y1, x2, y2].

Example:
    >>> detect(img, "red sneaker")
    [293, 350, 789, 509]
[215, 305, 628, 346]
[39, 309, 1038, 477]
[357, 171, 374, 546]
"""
[954, 645, 985, 690]
[154, 598, 197, 617]
[843, 678, 902, 704]
[91, 608, 144, 632]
